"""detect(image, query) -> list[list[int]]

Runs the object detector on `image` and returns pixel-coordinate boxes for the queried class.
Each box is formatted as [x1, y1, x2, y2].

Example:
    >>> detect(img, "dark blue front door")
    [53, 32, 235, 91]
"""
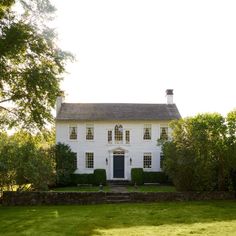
[113, 155, 124, 178]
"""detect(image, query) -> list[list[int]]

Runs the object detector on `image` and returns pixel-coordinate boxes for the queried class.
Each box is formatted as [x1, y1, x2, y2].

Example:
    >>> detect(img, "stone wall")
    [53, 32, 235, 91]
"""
[2, 191, 235, 206]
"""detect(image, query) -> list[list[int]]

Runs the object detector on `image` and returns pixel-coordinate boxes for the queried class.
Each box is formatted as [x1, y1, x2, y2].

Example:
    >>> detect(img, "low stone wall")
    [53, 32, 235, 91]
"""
[130, 191, 236, 202]
[2, 191, 235, 206]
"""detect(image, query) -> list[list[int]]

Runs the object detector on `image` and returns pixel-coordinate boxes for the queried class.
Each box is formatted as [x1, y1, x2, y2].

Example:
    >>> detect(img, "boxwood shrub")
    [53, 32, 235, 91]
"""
[143, 171, 169, 184]
[131, 168, 144, 185]
[93, 169, 107, 186]
[71, 173, 94, 185]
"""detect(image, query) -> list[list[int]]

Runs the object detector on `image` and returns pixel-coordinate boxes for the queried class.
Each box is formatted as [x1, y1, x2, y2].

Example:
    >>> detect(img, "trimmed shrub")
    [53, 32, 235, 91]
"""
[55, 143, 77, 186]
[143, 171, 169, 184]
[71, 174, 94, 185]
[131, 168, 144, 185]
[93, 169, 106, 186]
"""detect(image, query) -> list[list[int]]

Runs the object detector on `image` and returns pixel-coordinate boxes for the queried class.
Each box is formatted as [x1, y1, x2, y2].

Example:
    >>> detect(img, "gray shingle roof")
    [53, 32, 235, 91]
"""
[56, 103, 181, 121]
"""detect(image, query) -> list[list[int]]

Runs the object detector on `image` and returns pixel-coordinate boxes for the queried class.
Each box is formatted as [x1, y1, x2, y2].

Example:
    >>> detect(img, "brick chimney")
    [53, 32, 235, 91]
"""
[56, 91, 65, 115]
[166, 89, 174, 104]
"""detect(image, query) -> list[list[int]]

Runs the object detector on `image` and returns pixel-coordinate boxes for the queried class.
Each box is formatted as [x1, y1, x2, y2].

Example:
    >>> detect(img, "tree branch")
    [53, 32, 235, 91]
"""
[0, 98, 12, 104]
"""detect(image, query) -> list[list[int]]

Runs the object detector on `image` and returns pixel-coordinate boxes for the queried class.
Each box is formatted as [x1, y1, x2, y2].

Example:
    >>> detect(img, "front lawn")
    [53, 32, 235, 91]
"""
[127, 185, 176, 192]
[1, 201, 236, 235]
[51, 185, 110, 192]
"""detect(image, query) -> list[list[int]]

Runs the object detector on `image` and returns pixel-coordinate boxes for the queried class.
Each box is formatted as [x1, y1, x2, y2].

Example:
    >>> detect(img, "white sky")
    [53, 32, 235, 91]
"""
[51, 0, 236, 118]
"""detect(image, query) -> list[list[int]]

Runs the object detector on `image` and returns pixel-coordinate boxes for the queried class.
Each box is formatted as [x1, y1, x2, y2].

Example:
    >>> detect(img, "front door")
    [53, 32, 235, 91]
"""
[113, 155, 124, 178]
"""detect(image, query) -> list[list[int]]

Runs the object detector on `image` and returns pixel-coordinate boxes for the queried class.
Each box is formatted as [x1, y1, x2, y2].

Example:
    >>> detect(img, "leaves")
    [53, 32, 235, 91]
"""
[0, 0, 73, 130]
[162, 112, 236, 191]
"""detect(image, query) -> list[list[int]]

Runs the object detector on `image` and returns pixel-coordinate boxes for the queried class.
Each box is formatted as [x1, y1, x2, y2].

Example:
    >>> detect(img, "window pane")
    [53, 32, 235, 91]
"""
[108, 130, 112, 144]
[86, 125, 94, 140]
[115, 125, 123, 143]
[160, 153, 164, 169]
[143, 152, 152, 168]
[125, 130, 130, 144]
[69, 126, 77, 140]
[143, 124, 151, 140]
[160, 127, 168, 140]
[85, 152, 94, 168]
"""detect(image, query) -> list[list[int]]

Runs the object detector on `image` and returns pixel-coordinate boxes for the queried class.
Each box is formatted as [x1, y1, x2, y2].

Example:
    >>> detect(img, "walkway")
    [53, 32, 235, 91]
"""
[109, 185, 128, 193]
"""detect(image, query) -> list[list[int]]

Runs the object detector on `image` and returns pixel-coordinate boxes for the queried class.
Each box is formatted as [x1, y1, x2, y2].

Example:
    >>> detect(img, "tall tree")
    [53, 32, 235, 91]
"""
[0, 0, 72, 130]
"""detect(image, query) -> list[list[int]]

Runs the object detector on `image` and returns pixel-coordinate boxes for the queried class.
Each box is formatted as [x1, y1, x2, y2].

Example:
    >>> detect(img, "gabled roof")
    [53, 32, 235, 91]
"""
[56, 103, 181, 121]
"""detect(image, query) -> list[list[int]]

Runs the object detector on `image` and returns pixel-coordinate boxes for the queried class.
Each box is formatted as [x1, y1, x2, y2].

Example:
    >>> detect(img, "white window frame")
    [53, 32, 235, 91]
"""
[125, 130, 130, 144]
[160, 126, 169, 141]
[86, 124, 94, 141]
[69, 125, 78, 140]
[143, 152, 152, 169]
[85, 152, 94, 169]
[108, 130, 112, 144]
[143, 124, 152, 140]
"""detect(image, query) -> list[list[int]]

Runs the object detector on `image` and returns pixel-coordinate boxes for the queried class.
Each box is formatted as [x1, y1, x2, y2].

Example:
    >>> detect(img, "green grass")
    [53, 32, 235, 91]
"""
[127, 185, 176, 192]
[1, 201, 236, 235]
[51, 186, 110, 192]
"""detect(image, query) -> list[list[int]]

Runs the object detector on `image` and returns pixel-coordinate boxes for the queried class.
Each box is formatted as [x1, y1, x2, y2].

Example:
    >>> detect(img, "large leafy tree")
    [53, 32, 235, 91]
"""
[161, 112, 236, 191]
[0, 0, 72, 130]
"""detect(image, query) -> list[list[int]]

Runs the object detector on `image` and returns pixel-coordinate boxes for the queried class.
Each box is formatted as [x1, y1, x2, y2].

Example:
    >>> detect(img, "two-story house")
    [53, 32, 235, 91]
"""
[55, 89, 181, 180]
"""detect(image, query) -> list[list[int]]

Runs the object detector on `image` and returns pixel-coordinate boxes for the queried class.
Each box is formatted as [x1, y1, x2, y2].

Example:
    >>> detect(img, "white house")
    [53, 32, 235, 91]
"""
[55, 89, 181, 180]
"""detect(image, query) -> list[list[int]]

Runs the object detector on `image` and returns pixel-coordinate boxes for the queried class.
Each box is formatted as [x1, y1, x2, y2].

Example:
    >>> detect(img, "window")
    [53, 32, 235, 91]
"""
[115, 124, 123, 143]
[143, 124, 151, 140]
[125, 130, 130, 144]
[108, 130, 112, 144]
[86, 124, 94, 140]
[74, 153, 78, 169]
[143, 153, 152, 168]
[160, 127, 168, 141]
[160, 153, 164, 169]
[85, 152, 94, 168]
[69, 126, 77, 140]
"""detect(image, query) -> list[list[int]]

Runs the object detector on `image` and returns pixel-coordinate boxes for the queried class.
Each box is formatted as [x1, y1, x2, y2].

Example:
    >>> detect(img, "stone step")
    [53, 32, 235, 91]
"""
[106, 197, 131, 201]
[107, 180, 131, 186]
[106, 199, 131, 203]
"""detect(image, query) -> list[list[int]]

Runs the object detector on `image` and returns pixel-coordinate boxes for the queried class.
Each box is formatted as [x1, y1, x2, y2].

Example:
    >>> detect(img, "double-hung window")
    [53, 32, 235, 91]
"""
[69, 125, 77, 140]
[86, 124, 94, 140]
[160, 127, 168, 141]
[125, 130, 130, 144]
[143, 124, 151, 140]
[85, 152, 94, 168]
[143, 152, 152, 168]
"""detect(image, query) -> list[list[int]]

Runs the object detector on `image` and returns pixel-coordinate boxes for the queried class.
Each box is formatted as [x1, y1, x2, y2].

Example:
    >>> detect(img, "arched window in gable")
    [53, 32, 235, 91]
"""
[115, 124, 123, 143]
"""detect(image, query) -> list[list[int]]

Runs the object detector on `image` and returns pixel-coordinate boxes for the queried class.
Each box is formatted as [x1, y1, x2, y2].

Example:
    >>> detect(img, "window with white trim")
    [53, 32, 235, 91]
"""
[69, 125, 77, 140]
[108, 130, 112, 144]
[143, 152, 152, 168]
[85, 152, 94, 168]
[160, 152, 164, 169]
[143, 124, 151, 140]
[74, 153, 78, 169]
[115, 124, 123, 143]
[86, 124, 94, 140]
[160, 127, 168, 141]
[125, 130, 130, 144]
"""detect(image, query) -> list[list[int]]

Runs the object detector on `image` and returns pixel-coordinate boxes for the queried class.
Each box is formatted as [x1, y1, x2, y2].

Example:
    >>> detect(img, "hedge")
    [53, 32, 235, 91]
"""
[143, 171, 169, 184]
[93, 169, 107, 186]
[131, 168, 144, 185]
[71, 173, 94, 185]
[71, 169, 107, 186]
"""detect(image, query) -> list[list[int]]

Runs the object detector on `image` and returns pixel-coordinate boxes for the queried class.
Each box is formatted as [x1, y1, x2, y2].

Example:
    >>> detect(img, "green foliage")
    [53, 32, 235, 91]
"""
[131, 168, 144, 185]
[0, 0, 73, 130]
[93, 169, 106, 186]
[55, 143, 77, 186]
[0, 130, 55, 193]
[162, 112, 236, 191]
[143, 172, 169, 184]
[71, 174, 94, 185]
